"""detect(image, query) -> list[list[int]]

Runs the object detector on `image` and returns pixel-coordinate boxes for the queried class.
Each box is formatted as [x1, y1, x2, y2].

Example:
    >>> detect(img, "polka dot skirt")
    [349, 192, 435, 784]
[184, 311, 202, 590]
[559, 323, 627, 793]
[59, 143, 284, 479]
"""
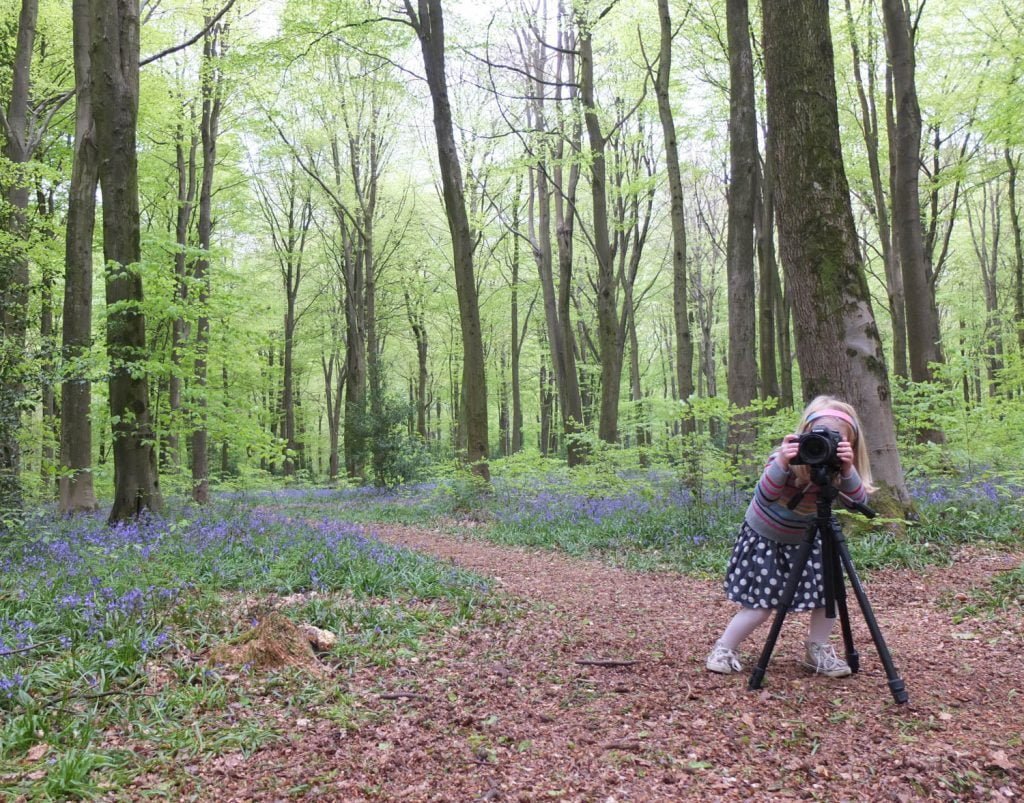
[724, 522, 826, 611]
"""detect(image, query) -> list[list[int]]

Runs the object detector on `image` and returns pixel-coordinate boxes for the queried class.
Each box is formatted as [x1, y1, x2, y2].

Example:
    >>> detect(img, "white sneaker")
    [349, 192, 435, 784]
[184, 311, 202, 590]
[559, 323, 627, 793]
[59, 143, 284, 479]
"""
[803, 641, 852, 678]
[706, 642, 743, 674]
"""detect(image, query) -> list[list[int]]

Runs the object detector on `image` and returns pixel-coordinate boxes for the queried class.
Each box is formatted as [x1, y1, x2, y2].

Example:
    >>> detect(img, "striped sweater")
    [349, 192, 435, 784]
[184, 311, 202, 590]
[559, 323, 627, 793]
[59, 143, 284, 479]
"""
[743, 454, 868, 545]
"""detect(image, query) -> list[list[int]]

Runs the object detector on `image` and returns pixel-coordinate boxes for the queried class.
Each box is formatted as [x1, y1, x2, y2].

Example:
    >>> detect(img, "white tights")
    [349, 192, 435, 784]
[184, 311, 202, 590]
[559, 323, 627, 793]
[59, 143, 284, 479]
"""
[718, 606, 836, 650]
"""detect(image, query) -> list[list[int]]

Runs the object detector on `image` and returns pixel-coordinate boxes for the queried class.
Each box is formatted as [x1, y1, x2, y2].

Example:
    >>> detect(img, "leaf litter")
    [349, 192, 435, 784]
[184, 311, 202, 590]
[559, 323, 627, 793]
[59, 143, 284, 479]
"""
[127, 528, 1023, 801]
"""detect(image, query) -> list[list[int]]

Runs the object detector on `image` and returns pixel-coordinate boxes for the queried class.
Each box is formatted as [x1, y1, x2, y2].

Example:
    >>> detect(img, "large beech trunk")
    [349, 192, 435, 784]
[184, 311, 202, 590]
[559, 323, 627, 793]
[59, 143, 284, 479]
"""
[90, 0, 162, 522]
[762, 0, 909, 508]
[725, 0, 758, 411]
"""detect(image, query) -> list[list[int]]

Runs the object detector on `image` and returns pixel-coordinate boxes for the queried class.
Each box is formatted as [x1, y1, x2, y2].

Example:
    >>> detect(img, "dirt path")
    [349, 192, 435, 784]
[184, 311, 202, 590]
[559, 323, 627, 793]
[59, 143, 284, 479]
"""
[188, 525, 1024, 802]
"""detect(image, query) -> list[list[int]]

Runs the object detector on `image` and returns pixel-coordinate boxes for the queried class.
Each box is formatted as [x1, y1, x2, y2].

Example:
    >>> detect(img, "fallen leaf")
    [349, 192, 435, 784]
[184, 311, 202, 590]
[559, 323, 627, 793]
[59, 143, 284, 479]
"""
[25, 743, 48, 762]
[987, 750, 1015, 773]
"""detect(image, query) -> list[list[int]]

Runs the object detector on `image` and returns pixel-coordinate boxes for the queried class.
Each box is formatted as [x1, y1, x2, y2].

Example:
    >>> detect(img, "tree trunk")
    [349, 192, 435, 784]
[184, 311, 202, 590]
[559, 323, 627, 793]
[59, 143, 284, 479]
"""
[60, 0, 100, 514]
[881, 0, 945, 403]
[91, 0, 162, 522]
[191, 16, 225, 504]
[322, 351, 342, 480]
[755, 150, 780, 401]
[405, 288, 429, 442]
[725, 0, 759, 413]
[762, 0, 909, 508]
[579, 19, 622, 445]
[168, 123, 198, 471]
[340, 217, 367, 480]
[1006, 149, 1024, 353]
[509, 187, 526, 453]
[31, 186, 56, 492]
[845, 0, 907, 379]
[498, 351, 510, 456]
[539, 361, 552, 455]
[776, 274, 794, 408]
[0, 0, 39, 515]
[966, 178, 1004, 397]
[654, 0, 695, 431]
[405, 0, 489, 480]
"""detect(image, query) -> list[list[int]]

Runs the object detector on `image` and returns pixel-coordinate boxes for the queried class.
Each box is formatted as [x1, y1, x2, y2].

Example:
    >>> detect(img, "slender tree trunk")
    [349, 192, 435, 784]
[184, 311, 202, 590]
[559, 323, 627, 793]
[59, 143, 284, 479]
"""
[59, 0, 100, 514]
[404, 0, 489, 479]
[405, 289, 429, 441]
[498, 351, 510, 456]
[91, 0, 162, 522]
[845, 0, 907, 379]
[776, 276, 794, 408]
[579, 19, 622, 444]
[966, 179, 1004, 397]
[882, 0, 945, 404]
[725, 0, 759, 413]
[282, 299, 298, 475]
[509, 189, 525, 453]
[755, 151, 780, 401]
[539, 361, 552, 455]
[220, 363, 229, 475]
[190, 16, 225, 504]
[168, 123, 197, 471]
[654, 0, 695, 430]
[762, 0, 909, 508]
[1006, 149, 1024, 353]
[340, 219, 367, 480]
[322, 352, 341, 479]
[36, 187, 57, 489]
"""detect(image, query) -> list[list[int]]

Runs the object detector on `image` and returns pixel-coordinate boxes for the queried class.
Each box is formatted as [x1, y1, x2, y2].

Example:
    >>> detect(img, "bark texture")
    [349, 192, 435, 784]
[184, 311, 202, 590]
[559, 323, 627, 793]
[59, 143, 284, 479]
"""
[59, 0, 100, 514]
[654, 0, 695, 422]
[725, 0, 758, 410]
[90, 0, 162, 522]
[881, 0, 945, 388]
[405, 0, 489, 479]
[762, 0, 909, 506]
[579, 20, 622, 445]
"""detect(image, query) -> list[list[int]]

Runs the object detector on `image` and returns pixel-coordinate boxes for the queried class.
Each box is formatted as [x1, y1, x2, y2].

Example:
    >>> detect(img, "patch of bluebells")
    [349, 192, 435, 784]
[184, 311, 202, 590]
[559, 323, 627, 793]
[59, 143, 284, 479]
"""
[0, 672, 25, 700]
[488, 472, 745, 530]
[0, 496, 490, 719]
[907, 472, 1024, 506]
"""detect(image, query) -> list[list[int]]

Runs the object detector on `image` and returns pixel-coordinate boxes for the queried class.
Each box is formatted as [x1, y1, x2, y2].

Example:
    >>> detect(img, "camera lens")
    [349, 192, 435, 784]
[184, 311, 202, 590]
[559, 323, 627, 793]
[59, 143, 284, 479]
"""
[798, 432, 831, 465]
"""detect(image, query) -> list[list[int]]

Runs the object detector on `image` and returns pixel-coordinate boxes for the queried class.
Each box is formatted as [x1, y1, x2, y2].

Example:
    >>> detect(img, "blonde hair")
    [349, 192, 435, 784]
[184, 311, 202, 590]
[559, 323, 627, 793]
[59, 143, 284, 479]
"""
[792, 395, 876, 494]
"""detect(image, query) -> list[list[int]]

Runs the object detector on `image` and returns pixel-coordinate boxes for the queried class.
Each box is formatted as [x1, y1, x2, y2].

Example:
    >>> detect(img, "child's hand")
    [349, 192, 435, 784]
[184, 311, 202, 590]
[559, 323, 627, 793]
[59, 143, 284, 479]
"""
[775, 434, 800, 470]
[837, 440, 855, 474]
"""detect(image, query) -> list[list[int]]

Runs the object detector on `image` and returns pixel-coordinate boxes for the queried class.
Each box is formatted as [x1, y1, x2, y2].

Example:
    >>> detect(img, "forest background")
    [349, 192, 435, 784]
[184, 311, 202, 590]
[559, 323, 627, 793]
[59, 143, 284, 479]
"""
[1, 0, 1023, 516]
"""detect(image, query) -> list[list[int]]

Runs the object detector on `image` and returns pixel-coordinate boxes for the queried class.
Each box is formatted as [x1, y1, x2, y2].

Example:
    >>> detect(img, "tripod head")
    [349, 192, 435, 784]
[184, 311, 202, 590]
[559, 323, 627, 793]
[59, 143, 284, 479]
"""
[788, 464, 877, 519]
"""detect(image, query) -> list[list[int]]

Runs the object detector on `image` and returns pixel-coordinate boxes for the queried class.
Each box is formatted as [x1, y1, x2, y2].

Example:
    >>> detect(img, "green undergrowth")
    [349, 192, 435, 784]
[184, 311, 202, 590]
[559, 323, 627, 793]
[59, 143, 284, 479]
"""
[0, 498, 495, 800]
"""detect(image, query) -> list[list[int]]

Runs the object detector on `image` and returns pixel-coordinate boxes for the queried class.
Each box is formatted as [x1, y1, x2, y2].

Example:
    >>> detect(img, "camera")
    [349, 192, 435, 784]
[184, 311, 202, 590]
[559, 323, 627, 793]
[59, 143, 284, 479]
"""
[791, 427, 842, 468]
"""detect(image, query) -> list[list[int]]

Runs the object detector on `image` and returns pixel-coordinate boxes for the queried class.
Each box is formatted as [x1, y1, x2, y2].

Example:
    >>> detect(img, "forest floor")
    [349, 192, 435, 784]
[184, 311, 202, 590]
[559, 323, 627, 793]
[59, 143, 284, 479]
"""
[178, 524, 1023, 802]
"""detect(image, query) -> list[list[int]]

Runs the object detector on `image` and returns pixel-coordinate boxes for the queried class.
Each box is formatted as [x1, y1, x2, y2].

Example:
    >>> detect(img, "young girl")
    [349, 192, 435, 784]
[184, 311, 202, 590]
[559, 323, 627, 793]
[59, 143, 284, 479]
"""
[706, 396, 875, 678]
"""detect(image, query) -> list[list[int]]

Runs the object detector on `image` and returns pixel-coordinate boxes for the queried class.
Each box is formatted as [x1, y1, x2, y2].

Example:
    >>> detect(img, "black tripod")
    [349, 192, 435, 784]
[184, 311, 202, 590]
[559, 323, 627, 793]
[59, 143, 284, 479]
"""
[747, 465, 909, 704]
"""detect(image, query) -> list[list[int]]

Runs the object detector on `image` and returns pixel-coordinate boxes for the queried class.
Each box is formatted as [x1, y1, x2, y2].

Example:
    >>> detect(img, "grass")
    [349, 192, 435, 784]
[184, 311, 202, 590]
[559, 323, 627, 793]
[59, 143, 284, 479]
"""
[0, 497, 492, 799]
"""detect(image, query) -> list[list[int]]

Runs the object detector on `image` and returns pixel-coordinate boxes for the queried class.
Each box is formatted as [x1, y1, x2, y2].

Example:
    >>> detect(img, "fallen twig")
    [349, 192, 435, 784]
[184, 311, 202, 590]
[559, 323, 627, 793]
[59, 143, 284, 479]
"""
[379, 691, 429, 700]
[575, 659, 639, 668]
[600, 740, 643, 752]
[0, 640, 57, 657]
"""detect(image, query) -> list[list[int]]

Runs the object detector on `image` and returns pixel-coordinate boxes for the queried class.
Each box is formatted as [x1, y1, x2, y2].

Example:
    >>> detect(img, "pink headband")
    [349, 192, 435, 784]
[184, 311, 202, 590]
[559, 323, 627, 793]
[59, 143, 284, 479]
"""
[806, 408, 858, 433]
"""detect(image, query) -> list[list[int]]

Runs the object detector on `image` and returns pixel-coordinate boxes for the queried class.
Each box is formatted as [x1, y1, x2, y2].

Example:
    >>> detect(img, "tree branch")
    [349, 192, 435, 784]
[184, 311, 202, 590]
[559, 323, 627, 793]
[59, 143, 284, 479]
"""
[140, 0, 237, 67]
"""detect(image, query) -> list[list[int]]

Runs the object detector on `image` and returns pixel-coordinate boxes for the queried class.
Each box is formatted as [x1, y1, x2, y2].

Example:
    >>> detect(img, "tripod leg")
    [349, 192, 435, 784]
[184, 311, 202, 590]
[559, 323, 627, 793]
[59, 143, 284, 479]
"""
[824, 520, 859, 672]
[834, 533, 909, 705]
[748, 531, 816, 691]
